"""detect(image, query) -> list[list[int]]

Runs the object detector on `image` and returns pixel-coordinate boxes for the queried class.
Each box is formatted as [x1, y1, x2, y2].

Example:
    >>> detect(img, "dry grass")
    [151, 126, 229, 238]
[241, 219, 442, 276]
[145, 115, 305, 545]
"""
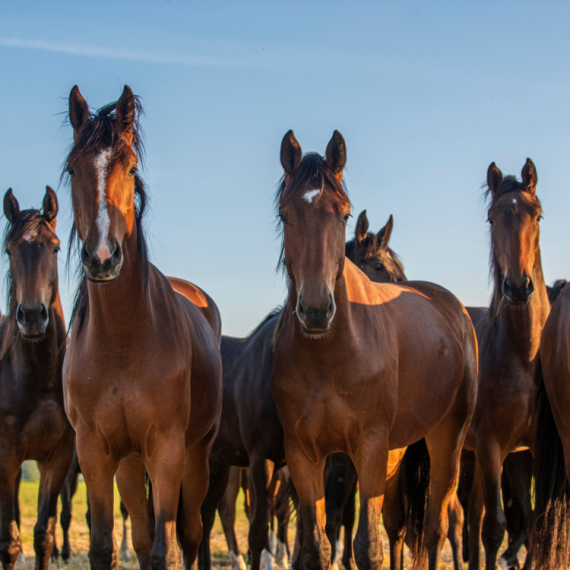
[16, 480, 521, 569]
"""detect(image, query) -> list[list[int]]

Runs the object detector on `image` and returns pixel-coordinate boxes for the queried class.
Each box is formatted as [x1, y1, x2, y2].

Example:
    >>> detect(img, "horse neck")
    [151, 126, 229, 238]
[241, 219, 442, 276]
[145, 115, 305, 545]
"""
[9, 293, 66, 387]
[493, 251, 549, 361]
[85, 223, 150, 337]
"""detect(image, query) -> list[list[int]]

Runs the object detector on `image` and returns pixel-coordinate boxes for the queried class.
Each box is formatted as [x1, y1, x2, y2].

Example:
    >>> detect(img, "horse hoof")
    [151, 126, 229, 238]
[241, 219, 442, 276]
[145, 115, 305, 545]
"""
[16, 552, 26, 569]
[498, 555, 518, 570]
[262, 548, 275, 570]
[274, 540, 289, 569]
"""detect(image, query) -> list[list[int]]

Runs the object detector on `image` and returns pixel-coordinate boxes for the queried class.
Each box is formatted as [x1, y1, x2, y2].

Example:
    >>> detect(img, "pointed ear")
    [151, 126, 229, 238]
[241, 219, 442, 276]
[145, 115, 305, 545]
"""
[69, 85, 89, 133]
[42, 186, 58, 223]
[325, 130, 346, 183]
[280, 130, 302, 183]
[3, 189, 20, 224]
[487, 162, 503, 197]
[355, 210, 369, 243]
[116, 85, 136, 141]
[521, 158, 537, 195]
[377, 214, 394, 244]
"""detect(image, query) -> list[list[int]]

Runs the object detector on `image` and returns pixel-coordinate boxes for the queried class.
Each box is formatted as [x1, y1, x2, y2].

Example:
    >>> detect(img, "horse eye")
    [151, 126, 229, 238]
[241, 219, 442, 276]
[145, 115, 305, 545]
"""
[53, 246, 60, 254]
[374, 264, 385, 271]
[279, 213, 288, 224]
[538, 215, 543, 222]
[5, 250, 11, 257]
[487, 218, 494, 226]
[342, 214, 350, 223]
[129, 167, 137, 177]
[67, 166, 75, 177]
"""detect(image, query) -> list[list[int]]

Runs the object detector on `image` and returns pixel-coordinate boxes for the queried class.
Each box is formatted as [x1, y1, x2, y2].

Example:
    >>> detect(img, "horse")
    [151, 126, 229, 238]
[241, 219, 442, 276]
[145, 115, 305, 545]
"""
[62, 85, 223, 570]
[0, 187, 75, 569]
[461, 160, 549, 570]
[199, 207, 410, 570]
[530, 291, 570, 569]
[272, 130, 477, 570]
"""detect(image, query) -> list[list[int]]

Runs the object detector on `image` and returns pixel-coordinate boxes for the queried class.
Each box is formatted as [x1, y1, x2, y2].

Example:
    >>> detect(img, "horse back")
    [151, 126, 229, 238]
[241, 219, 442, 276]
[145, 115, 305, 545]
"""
[168, 276, 222, 341]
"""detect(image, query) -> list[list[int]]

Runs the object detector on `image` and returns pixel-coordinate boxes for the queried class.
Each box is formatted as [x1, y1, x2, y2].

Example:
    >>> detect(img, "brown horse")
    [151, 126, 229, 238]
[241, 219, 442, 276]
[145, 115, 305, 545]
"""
[0, 187, 74, 569]
[271, 130, 478, 570]
[62, 85, 223, 570]
[531, 293, 570, 567]
[462, 160, 549, 570]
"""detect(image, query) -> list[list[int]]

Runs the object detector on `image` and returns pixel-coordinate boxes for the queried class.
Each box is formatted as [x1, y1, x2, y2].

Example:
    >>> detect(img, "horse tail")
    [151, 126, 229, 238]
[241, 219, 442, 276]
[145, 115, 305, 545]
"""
[402, 438, 431, 559]
[531, 358, 570, 570]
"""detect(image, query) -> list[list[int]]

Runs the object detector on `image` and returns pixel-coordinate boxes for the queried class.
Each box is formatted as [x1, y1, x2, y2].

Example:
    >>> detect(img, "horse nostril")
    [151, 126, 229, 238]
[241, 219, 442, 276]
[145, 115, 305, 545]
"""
[39, 304, 48, 323]
[111, 241, 121, 263]
[327, 295, 335, 317]
[297, 298, 306, 318]
[81, 243, 91, 267]
[16, 305, 24, 324]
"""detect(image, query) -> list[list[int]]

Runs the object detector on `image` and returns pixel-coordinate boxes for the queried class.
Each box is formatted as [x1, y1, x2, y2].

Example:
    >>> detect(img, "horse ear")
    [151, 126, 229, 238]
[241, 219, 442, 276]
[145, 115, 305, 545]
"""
[521, 158, 537, 194]
[280, 130, 302, 182]
[325, 130, 346, 182]
[69, 85, 89, 133]
[487, 162, 503, 197]
[355, 210, 369, 243]
[116, 85, 136, 141]
[378, 214, 394, 245]
[3, 189, 20, 224]
[42, 186, 58, 223]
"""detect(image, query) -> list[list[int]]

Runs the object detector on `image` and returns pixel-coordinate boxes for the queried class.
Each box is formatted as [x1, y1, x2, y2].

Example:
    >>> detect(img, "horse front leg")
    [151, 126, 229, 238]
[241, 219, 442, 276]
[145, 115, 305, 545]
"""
[115, 454, 152, 570]
[351, 439, 389, 570]
[476, 442, 507, 570]
[34, 441, 74, 570]
[0, 462, 22, 570]
[77, 431, 120, 570]
[285, 439, 329, 570]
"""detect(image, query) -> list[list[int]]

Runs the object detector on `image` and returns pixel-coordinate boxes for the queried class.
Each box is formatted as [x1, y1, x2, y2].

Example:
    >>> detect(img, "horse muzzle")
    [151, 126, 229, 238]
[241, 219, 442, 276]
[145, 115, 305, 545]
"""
[296, 294, 336, 336]
[81, 240, 123, 283]
[16, 303, 49, 339]
[503, 276, 534, 306]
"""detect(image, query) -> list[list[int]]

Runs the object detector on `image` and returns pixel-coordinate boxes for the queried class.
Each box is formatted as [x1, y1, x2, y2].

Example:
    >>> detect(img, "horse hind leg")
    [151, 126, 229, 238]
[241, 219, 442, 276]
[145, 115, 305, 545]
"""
[0, 462, 22, 570]
[382, 467, 406, 570]
[447, 491, 465, 570]
[119, 500, 131, 560]
[218, 466, 246, 570]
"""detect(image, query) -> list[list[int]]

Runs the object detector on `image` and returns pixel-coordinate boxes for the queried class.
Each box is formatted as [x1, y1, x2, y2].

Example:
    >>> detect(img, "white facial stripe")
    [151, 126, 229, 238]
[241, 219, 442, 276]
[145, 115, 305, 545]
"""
[22, 229, 37, 242]
[94, 149, 112, 261]
[512, 198, 517, 205]
[303, 189, 320, 204]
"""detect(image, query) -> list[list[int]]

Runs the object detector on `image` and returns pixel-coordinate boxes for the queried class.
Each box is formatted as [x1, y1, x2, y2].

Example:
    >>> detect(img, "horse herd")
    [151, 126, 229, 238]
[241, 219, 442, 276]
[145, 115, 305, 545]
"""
[1, 84, 570, 570]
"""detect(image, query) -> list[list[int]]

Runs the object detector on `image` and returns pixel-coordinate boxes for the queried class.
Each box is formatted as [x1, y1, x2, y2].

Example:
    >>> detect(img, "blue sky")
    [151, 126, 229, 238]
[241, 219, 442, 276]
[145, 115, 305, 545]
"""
[1, 1, 569, 336]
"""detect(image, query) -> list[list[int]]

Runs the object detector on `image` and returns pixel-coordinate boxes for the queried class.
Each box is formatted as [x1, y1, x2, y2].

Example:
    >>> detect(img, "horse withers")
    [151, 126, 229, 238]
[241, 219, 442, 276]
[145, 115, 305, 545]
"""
[272, 130, 477, 570]
[63, 86, 223, 570]
[0, 187, 74, 570]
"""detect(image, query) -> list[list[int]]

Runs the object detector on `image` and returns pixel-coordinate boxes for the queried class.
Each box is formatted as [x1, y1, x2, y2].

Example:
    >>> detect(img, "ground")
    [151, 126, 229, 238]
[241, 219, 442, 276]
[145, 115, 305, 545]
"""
[16, 480, 521, 569]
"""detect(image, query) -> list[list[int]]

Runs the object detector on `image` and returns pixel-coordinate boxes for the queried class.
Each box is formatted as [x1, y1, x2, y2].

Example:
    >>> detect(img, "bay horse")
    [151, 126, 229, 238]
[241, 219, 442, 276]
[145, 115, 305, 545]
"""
[531, 294, 570, 568]
[63, 85, 223, 570]
[199, 209, 410, 570]
[272, 130, 478, 570]
[0, 187, 74, 569]
[462, 160, 549, 570]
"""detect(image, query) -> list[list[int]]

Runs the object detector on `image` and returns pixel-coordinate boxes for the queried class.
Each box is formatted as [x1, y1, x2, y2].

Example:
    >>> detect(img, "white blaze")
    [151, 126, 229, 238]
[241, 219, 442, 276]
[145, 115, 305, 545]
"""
[512, 198, 517, 205]
[303, 189, 320, 204]
[94, 149, 112, 261]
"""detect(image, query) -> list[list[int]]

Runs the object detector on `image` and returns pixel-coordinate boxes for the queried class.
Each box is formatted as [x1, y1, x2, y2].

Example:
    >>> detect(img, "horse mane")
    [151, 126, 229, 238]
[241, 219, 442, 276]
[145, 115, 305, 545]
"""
[1, 210, 59, 359]
[62, 98, 150, 335]
[485, 175, 542, 322]
[248, 306, 282, 338]
[274, 152, 350, 271]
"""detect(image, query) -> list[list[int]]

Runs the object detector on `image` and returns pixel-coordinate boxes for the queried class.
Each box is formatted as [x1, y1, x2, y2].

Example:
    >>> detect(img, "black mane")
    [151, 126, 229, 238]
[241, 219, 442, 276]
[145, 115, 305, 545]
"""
[62, 98, 150, 335]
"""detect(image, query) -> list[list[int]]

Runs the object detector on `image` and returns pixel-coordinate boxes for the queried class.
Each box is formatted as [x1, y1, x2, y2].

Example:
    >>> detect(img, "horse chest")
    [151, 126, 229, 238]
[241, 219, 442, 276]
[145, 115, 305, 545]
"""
[0, 398, 69, 460]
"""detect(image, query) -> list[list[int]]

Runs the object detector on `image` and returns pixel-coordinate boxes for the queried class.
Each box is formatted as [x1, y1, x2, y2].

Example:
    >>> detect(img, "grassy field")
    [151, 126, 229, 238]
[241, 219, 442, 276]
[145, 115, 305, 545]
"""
[16, 480, 521, 569]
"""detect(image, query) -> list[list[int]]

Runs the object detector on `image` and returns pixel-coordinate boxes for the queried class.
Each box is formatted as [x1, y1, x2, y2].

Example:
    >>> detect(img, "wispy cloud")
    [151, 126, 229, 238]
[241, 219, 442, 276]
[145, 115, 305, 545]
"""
[0, 36, 247, 68]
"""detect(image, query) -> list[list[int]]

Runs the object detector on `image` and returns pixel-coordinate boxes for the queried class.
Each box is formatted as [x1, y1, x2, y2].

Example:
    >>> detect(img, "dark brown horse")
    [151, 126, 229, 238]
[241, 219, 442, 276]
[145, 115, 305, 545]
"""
[462, 160, 549, 570]
[272, 130, 477, 570]
[0, 187, 74, 569]
[531, 289, 570, 568]
[63, 85, 223, 570]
